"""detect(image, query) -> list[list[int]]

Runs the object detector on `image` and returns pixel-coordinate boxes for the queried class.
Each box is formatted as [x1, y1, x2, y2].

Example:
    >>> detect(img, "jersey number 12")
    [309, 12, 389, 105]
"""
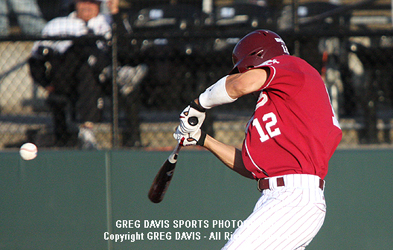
[253, 112, 281, 143]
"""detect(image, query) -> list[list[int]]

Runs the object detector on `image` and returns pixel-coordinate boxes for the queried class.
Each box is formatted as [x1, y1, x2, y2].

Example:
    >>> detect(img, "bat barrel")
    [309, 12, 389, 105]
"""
[148, 143, 181, 203]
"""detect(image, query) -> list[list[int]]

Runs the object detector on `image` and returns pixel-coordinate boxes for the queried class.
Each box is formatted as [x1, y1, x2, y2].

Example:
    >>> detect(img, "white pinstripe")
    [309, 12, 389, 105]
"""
[222, 175, 326, 250]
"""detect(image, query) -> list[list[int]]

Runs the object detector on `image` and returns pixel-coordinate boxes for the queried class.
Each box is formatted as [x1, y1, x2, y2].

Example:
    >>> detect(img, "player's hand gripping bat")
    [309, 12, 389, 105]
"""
[148, 116, 198, 203]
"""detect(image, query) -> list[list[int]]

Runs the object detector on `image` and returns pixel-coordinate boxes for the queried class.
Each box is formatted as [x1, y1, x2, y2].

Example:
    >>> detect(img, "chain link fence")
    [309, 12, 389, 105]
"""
[1, 0, 393, 150]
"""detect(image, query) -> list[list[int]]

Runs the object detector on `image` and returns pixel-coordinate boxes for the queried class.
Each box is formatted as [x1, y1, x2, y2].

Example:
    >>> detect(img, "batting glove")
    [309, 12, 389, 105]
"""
[173, 128, 207, 147]
[177, 100, 206, 134]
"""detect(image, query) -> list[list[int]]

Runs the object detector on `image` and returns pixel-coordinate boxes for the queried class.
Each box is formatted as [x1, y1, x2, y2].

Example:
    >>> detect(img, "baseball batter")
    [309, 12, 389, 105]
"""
[174, 30, 342, 249]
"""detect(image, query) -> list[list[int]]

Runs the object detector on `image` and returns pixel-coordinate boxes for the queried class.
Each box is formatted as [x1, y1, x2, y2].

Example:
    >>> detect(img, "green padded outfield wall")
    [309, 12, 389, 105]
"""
[1, 149, 392, 250]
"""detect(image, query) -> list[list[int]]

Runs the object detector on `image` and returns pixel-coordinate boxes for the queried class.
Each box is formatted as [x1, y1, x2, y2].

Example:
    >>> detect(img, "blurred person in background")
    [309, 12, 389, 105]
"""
[0, 0, 47, 36]
[28, 0, 147, 148]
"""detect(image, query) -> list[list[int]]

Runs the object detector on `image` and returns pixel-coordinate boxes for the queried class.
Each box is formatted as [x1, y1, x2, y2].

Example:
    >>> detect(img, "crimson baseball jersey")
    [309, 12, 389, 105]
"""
[242, 55, 342, 179]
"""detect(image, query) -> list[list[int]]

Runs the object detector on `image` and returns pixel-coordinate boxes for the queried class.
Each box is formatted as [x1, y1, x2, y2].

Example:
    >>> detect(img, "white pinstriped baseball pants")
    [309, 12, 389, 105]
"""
[222, 174, 326, 250]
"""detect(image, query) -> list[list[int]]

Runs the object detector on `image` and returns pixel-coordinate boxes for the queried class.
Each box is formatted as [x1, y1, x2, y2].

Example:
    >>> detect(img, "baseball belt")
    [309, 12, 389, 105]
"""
[257, 177, 324, 192]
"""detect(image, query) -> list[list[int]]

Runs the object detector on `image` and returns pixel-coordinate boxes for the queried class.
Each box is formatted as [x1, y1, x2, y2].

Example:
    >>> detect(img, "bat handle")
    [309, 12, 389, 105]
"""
[168, 142, 182, 163]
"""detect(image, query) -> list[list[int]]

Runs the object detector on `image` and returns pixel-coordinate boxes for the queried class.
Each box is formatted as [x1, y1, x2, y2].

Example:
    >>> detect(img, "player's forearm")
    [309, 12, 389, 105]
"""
[203, 134, 254, 179]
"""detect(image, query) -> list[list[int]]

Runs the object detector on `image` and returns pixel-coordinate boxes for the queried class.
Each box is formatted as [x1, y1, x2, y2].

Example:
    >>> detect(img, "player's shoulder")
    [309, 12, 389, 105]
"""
[44, 16, 74, 30]
[43, 15, 85, 36]
[258, 55, 316, 91]
[255, 54, 305, 69]
[45, 11, 83, 26]
[45, 16, 67, 27]
[274, 55, 309, 66]
[274, 55, 317, 75]
[42, 17, 67, 36]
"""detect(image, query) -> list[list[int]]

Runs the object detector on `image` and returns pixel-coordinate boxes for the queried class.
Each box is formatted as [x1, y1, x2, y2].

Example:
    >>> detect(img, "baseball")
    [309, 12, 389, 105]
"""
[19, 143, 38, 160]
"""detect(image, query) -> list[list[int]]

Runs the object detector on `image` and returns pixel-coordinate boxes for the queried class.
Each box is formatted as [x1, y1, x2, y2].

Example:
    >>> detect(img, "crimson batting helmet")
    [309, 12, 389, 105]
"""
[230, 30, 290, 74]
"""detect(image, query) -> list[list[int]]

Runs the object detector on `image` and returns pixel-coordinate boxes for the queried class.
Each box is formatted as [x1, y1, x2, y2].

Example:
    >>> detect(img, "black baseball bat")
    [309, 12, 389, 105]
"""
[148, 116, 198, 203]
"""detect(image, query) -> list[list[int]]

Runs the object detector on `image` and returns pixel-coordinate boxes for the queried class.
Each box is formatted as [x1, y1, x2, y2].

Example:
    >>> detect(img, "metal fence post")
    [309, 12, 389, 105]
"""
[111, 22, 120, 149]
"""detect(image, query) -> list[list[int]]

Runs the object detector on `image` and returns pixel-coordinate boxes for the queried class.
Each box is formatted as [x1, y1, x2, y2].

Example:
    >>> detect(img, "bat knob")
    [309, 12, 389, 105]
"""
[188, 117, 198, 126]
